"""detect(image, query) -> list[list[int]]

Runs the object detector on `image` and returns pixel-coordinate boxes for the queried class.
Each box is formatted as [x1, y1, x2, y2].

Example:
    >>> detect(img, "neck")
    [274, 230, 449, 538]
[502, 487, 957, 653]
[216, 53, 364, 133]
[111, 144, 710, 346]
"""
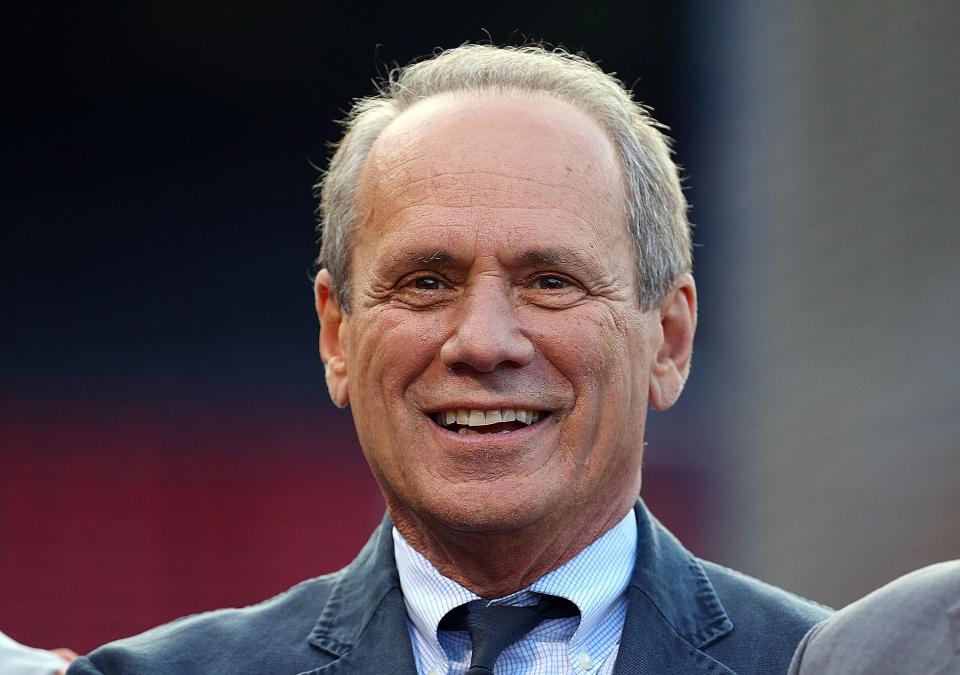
[389, 497, 637, 598]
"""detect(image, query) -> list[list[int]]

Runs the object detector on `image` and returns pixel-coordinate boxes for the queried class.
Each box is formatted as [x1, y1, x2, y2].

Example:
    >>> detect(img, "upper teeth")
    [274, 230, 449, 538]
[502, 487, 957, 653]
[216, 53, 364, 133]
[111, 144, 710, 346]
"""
[434, 408, 541, 427]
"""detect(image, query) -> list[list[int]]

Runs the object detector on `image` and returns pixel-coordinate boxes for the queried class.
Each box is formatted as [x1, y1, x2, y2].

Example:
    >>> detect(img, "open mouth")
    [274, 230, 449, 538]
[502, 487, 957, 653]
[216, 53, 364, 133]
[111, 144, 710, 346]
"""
[430, 408, 547, 435]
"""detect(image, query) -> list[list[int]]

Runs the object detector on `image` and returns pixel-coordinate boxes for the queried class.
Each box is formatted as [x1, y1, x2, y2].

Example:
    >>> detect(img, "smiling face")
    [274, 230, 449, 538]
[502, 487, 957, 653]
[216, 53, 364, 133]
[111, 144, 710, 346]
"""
[316, 92, 695, 547]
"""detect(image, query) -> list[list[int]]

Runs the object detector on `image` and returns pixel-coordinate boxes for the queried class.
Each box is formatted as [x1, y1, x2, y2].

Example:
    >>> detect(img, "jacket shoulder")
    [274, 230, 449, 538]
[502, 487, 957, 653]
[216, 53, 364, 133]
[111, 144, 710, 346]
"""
[700, 560, 832, 674]
[68, 573, 341, 675]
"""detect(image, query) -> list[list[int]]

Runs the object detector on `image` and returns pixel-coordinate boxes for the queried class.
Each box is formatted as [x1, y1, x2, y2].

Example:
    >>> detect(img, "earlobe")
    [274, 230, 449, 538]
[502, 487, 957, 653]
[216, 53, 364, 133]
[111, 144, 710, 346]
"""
[315, 270, 350, 409]
[324, 357, 349, 409]
[648, 274, 697, 411]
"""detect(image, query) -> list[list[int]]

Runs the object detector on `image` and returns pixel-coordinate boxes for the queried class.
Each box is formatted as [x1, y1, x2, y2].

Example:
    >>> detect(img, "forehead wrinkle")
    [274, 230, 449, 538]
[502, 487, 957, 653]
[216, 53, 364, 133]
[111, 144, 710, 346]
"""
[364, 203, 610, 251]
[374, 168, 614, 213]
[366, 108, 623, 209]
[359, 100, 627, 240]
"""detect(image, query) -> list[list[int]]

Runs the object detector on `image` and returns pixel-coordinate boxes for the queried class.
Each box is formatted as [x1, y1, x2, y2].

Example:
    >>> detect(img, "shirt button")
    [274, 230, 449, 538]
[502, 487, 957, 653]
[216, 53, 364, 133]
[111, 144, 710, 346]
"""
[577, 652, 595, 670]
[427, 669, 440, 675]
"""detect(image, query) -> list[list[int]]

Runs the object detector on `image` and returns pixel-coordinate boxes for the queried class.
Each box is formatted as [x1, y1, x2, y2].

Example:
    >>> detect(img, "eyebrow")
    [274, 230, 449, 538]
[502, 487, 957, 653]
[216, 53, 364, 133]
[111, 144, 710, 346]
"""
[376, 249, 462, 277]
[404, 250, 456, 266]
[516, 248, 597, 274]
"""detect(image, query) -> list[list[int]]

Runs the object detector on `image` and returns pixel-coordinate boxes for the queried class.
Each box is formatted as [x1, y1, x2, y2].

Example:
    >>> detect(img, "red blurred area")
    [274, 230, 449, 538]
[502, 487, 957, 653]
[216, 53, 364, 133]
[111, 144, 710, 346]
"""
[1, 394, 385, 653]
[1, 393, 707, 654]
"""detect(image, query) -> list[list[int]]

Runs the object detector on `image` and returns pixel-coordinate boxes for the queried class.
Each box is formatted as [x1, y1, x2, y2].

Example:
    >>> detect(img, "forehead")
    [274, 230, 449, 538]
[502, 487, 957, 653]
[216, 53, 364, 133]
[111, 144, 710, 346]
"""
[354, 92, 629, 262]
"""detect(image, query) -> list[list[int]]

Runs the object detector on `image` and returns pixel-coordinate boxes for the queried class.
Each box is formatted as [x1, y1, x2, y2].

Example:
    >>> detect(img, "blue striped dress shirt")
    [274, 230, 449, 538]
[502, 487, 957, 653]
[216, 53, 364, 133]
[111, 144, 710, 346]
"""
[392, 510, 637, 674]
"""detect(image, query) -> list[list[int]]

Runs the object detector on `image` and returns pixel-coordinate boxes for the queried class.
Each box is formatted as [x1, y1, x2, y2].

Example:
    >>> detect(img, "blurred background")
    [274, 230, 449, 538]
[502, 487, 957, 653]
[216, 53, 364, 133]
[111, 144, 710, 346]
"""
[3, 0, 958, 655]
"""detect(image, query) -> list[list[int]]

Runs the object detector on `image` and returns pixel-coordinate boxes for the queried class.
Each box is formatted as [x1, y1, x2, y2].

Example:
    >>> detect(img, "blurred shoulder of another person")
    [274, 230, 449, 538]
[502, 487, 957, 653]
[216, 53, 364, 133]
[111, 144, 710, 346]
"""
[789, 560, 960, 675]
[0, 630, 77, 675]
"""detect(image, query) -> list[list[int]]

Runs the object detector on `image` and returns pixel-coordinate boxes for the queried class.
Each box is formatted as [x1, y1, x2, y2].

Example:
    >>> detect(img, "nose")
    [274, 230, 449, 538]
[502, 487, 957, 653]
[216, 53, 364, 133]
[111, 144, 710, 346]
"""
[440, 279, 535, 372]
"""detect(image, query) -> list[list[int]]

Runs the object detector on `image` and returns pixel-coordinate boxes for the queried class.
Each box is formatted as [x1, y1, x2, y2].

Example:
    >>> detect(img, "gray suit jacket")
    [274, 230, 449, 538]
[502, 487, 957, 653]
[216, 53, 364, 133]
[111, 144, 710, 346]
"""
[788, 560, 960, 675]
[69, 501, 829, 674]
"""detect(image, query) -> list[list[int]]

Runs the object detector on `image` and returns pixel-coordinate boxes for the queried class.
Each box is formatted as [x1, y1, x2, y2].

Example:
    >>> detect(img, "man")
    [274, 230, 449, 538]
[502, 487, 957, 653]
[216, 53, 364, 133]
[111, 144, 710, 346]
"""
[69, 44, 829, 675]
[789, 560, 960, 675]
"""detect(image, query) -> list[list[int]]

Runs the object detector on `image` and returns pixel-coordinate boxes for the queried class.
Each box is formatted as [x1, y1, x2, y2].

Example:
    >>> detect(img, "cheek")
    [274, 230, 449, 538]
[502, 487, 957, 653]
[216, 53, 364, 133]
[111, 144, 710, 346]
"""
[348, 310, 446, 408]
[533, 309, 646, 460]
[532, 309, 636, 390]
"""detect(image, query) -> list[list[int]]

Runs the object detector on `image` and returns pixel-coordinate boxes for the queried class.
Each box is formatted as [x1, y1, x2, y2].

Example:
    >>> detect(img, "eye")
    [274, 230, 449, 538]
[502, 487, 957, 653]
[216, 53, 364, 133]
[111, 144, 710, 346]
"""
[534, 275, 568, 290]
[522, 273, 586, 309]
[410, 276, 447, 291]
[393, 273, 455, 309]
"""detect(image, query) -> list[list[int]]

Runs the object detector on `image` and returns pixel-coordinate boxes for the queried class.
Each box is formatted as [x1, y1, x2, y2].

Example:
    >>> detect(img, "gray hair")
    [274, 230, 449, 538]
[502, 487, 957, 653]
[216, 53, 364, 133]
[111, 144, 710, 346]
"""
[315, 44, 691, 311]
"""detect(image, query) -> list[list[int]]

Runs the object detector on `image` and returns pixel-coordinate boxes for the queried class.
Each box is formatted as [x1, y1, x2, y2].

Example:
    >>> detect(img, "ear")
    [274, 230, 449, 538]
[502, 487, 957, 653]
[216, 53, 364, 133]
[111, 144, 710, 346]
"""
[314, 269, 350, 408]
[648, 273, 697, 411]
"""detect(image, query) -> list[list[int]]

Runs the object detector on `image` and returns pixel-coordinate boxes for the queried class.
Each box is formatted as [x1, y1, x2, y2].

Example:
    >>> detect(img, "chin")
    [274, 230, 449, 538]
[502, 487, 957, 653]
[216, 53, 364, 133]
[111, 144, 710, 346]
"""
[418, 482, 552, 534]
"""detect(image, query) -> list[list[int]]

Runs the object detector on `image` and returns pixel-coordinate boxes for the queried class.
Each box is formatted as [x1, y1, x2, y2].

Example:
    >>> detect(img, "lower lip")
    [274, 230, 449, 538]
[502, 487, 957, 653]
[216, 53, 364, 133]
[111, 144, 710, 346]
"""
[428, 415, 551, 445]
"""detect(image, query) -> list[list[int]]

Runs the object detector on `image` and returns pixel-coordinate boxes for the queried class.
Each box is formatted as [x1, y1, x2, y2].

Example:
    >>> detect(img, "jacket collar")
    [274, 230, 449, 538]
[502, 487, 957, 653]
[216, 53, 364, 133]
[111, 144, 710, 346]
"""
[613, 501, 736, 674]
[302, 502, 736, 675]
[301, 513, 418, 674]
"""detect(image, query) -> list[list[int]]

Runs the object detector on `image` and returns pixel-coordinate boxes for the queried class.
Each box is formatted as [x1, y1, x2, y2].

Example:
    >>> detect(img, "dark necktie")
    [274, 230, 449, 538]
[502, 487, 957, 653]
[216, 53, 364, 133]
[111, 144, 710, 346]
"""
[439, 594, 579, 674]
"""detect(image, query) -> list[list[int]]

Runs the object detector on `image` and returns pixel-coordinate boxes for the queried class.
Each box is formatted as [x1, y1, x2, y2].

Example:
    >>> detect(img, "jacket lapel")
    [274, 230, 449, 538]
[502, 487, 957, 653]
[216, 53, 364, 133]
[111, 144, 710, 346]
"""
[614, 502, 737, 675]
[298, 515, 418, 675]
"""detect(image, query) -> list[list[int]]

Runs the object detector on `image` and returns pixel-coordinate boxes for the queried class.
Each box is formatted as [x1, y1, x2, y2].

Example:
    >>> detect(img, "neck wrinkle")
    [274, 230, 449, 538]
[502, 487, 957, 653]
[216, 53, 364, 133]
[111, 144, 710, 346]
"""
[388, 496, 636, 598]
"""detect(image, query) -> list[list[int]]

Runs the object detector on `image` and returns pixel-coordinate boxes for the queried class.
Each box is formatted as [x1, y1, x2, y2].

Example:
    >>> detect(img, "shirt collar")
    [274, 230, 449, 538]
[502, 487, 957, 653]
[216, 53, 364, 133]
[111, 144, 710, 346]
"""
[392, 527, 480, 651]
[393, 510, 637, 657]
[529, 511, 636, 641]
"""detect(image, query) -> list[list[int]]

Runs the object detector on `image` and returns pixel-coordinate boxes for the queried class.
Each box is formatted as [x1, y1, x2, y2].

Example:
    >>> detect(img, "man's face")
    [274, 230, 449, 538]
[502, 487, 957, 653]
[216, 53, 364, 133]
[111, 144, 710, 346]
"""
[317, 93, 693, 540]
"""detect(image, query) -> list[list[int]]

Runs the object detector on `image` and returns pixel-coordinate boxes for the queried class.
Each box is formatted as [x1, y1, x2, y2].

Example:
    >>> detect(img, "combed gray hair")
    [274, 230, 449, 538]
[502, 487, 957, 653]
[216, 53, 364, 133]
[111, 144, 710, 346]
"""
[315, 44, 691, 311]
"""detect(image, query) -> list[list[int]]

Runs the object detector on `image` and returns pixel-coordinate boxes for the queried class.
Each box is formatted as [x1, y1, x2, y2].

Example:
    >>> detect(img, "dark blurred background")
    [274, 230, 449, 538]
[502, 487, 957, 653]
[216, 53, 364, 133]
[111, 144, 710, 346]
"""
[3, 0, 958, 655]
